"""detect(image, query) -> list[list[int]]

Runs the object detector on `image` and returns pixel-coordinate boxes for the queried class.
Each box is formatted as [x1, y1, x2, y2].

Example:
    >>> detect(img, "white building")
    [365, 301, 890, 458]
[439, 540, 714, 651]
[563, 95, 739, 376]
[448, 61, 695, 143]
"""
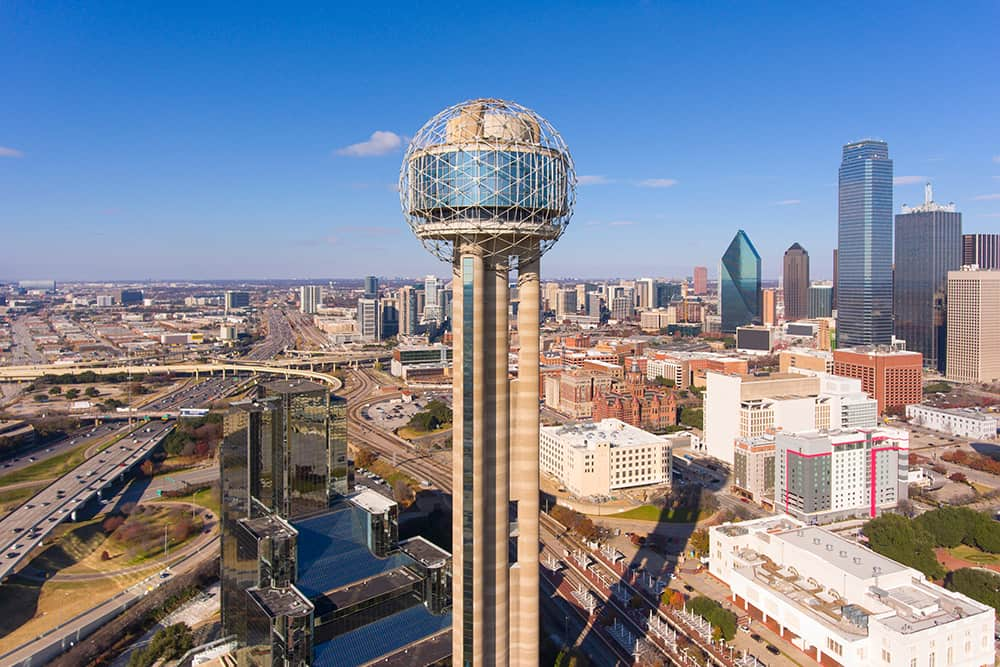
[774, 428, 908, 523]
[300, 285, 322, 314]
[356, 298, 380, 340]
[539, 419, 673, 498]
[905, 404, 998, 440]
[710, 516, 994, 667]
[704, 371, 877, 465]
[646, 357, 684, 386]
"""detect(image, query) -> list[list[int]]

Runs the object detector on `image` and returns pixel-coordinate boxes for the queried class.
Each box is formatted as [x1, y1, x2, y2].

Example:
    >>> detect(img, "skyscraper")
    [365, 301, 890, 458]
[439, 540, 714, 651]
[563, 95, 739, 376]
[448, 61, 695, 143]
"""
[423, 274, 441, 322]
[837, 140, 893, 346]
[808, 283, 834, 318]
[761, 288, 777, 326]
[894, 183, 961, 371]
[400, 99, 575, 666]
[947, 268, 1000, 383]
[962, 233, 1000, 269]
[720, 229, 761, 333]
[832, 248, 838, 310]
[356, 297, 380, 339]
[363, 275, 379, 298]
[693, 266, 708, 295]
[397, 285, 419, 336]
[782, 242, 809, 321]
[300, 285, 322, 314]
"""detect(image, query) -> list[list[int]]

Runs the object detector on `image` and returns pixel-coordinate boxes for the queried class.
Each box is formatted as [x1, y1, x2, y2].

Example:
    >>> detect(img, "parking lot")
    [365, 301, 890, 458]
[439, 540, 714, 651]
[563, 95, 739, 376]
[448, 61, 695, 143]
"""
[362, 392, 450, 432]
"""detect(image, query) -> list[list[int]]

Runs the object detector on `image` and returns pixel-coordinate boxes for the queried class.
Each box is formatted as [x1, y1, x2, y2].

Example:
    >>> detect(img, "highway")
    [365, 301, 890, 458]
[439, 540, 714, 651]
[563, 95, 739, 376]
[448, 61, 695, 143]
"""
[0, 421, 175, 581]
[247, 308, 295, 360]
[0, 422, 124, 476]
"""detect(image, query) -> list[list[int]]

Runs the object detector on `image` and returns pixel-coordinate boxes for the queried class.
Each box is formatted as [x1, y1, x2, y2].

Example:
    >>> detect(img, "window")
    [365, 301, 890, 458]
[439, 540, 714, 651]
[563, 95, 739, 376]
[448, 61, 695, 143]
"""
[882, 649, 891, 663]
[826, 638, 843, 657]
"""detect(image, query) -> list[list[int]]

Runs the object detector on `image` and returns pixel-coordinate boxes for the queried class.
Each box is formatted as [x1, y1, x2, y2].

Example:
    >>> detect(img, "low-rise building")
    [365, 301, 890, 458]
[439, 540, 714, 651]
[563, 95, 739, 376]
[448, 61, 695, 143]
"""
[539, 419, 672, 497]
[833, 347, 923, 416]
[774, 427, 908, 523]
[904, 404, 998, 440]
[710, 516, 995, 667]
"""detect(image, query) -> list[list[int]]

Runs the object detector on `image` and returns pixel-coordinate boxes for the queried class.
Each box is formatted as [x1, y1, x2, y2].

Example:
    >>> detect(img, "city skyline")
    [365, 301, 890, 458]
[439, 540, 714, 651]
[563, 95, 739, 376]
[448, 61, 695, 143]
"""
[2, 3, 999, 280]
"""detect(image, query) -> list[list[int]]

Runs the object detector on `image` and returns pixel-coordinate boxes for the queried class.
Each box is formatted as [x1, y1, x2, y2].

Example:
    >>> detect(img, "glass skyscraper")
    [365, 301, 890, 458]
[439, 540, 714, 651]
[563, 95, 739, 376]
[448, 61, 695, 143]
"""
[782, 243, 810, 322]
[894, 184, 961, 371]
[837, 140, 893, 347]
[720, 229, 761, 333]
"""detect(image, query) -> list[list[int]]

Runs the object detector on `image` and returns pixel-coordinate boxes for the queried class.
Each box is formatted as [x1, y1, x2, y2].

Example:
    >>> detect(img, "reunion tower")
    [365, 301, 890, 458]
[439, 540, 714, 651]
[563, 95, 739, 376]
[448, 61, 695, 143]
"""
[400, 99, 576, 666]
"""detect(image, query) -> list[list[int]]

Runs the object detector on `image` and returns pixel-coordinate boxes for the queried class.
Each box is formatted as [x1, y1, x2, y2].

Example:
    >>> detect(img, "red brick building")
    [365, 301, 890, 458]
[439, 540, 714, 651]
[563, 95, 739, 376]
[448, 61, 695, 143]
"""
[593, 363, 677, 431]
[833, 347, 922, 415]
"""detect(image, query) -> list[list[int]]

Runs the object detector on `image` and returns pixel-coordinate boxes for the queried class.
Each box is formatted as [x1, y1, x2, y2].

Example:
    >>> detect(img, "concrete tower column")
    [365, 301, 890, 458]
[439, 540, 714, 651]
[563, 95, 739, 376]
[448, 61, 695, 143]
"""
[513, 252, 540, 666]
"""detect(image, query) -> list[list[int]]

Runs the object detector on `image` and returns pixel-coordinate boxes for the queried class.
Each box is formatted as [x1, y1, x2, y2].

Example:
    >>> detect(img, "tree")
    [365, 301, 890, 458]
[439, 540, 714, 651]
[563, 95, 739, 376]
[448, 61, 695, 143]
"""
[354, 447, 377, 469]
[665, 589, 685, 610]
[84, 386, 100, 397]
[864, 513, 944, 579]
[680, 407, 704, 430]
[689, 529, 710, 555]
[946, 568, 1000, 612]
[140, 460, 155, 477]
[653, 377, 675, 388]
[64, 388, 79, 400]
[687, 596, 736, 640]
[393, 478, 415, 507]
[949, 472, 968, 483]
[48, 386, 62, 395]
[33, 394, 49, 402]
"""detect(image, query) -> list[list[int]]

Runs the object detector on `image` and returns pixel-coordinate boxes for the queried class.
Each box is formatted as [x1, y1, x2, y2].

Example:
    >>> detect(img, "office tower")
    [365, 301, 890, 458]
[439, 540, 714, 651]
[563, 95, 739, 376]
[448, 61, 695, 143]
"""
[96, 294, 115, 307]
[654, 281, 680, 308]
[837, 140, 893, 346]
[356, 297, 380, 340]
[893, 183, 962, 371]
[300, 285, 322, 314]
[947, 268, 1000, 383]
[761, 288, 777, 326]
[832, 248, 838, 310]
[423, 275, 441, 322]
[782, 243, 809, 321]
[119, 288, 143, 306]
[379, 297, 399, 339]
[962, 233, 1000, 269]
[808, 284, 834, 318]
[611, 295, 633, 321]
[400, 99, 575, 666]
[225, 290, 251, 313]
[363, 275, 379, 298]
[720, 229, 761, 333]
[554, 287, 576, 320]
[397, 285, 419, 336]
[635, 277, 656, 309]
[693, 266, 708, 295]
[586, 291, 602, 318]
[833, 347, 922, 415]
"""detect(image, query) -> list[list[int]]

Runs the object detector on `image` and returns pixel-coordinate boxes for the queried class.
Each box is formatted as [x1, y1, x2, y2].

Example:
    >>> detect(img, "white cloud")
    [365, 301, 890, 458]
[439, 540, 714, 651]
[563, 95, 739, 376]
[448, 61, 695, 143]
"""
[893, 175, 927, 185]
[775, 199, 801, 206]
[608, 220, 637, 226]
[973, 193, 1000, 201]
[993, 155, 1000, 164]
[637, 178, 678, 188]
[335, 131, 402, 157]
[0, 146, 23, 158]
[577, 175, 611, 186]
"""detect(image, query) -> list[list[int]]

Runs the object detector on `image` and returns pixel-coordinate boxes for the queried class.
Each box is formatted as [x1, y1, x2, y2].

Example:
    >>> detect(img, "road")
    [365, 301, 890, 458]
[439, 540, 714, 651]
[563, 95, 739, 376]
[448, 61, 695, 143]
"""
[0, 422, 124, 477]
[0, 421, 176, 581]
[7, 317, 45, 365]
[246, 308, 295, 360]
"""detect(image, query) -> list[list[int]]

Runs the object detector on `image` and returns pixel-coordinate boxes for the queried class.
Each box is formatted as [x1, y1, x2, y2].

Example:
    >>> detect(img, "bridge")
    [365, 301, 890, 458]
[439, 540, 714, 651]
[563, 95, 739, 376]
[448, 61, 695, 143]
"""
[0, 361, 346, 392]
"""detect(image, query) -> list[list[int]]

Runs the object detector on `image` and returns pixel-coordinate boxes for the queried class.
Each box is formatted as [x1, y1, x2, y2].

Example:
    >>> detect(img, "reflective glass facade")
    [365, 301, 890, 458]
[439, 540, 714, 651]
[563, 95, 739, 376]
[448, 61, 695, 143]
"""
[720, 230, 762, 333]
[408, 149, 570, 217]
[782, 243, 810, 322]
[460, 256, 474, 665]
[894, 208, 962, 371]
[837, 140, 893, 346]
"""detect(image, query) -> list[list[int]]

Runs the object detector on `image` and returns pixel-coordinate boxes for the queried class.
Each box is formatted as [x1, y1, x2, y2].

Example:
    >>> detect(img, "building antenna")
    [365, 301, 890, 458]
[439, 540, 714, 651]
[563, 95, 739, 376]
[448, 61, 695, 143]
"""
[925, 181, 933, 206]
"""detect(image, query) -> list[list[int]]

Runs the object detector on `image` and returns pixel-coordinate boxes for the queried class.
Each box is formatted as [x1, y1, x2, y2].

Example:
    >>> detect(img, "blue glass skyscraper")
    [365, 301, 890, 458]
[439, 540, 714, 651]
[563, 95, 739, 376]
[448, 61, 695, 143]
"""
[720, 229, 761, 333]
[837, 140, 893, 347]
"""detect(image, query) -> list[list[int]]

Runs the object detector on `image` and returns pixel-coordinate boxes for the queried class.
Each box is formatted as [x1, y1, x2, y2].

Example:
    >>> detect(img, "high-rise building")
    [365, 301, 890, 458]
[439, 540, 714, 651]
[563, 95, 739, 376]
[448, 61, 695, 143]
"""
[893, 183, 962, 371]
[635, 277, 656, 309]
[692, 266, 708, 295]
[833, 347, 922, 415]
[422, 275, 441, 322]
[775, 427, 909, 522]
[807, 283, 834, 318]
[720, 229, 761, 333]
[782, 243, 809, 321]
[962, 233, 1000, 269]
[356, 297, 380, 340]
[832, 248, 838, 310]
[761, 288, 777, 326]
[946, 268, 1000, 383]
[837, 140, 893, 347]
[363, 275, 380, 298]
[654, 281, 681, 308]
[225, 290, 251, 312]
[399, 99, 575, 666]
[555, 288, 577, 320]
[221, 380, 453, 666]
[379, 297, 399, 339]
[586, 291, 603, 318]
[611, 295, 634, 321]
[398, 285, 419, 336]
[119, 288, 143, 306]
[300, 285, 322, 314]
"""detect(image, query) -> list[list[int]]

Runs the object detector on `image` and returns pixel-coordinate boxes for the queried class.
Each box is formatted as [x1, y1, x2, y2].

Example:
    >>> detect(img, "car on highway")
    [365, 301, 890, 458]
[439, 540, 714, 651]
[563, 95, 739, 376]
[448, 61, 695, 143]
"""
[766, 644, 780, 655]
[6, 552, 19, 559]
[750, 633, 763, 643]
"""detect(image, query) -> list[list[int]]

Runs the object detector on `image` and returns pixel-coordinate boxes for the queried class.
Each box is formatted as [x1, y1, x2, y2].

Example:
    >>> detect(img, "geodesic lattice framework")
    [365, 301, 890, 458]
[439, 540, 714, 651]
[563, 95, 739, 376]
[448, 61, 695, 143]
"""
[399, 98, 576, 264]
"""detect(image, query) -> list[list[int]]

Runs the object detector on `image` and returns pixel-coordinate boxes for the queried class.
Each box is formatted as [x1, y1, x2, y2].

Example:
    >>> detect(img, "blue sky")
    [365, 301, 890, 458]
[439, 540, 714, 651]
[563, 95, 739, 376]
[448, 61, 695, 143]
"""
[2, 2, 998, 282]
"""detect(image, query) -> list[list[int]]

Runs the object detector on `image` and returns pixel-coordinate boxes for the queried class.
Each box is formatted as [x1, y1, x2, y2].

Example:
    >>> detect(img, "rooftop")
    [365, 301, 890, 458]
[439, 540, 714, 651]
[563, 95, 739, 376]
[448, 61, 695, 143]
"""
[909, 404, 998, 421]
[313, 604, 452, 667]
[262, 378, 329, 395]
[241, 514, 297, 541]
[542, 418, 666, 451]
[775, 526, 907, 581]
[350, 487, 397, 515]
[399, 536, 451, 569]
[247, 585, 314, 619]
[312, 567, 421, 616]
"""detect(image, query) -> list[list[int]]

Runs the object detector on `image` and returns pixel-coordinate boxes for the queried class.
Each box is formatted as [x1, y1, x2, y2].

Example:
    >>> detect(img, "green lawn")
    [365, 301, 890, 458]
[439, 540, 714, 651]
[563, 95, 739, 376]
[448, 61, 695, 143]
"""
[603, 504, 708, 523]
[950, 544, 1000, 566]
[0, 443, 91, 486]
[153, 488, 221, 516]
[0, 484, 45, 515]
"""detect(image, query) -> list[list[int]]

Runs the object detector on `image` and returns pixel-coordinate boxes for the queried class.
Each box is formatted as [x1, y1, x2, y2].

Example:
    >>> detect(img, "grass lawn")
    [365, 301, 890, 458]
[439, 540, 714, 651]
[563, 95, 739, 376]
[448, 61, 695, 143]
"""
[603, 504, 709, 523]
[0, 483, 45, 516]
[970, 482, 994, 496]
[369, 459, 418, 492]
[397, 424, 452, 440]
[949, 544, 1000, 566]
[0, 442, 92, 486]
[153, 487, 221, 516]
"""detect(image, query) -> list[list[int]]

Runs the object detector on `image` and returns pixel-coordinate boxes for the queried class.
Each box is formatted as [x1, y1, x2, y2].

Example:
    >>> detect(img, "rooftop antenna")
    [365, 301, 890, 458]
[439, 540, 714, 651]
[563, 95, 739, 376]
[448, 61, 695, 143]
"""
[924, 182, 933, 206]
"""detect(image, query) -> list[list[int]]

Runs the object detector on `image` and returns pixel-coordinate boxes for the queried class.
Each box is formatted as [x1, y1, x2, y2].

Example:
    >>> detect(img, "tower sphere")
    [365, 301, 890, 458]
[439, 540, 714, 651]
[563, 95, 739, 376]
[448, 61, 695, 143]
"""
[399, 98, 576, 264]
